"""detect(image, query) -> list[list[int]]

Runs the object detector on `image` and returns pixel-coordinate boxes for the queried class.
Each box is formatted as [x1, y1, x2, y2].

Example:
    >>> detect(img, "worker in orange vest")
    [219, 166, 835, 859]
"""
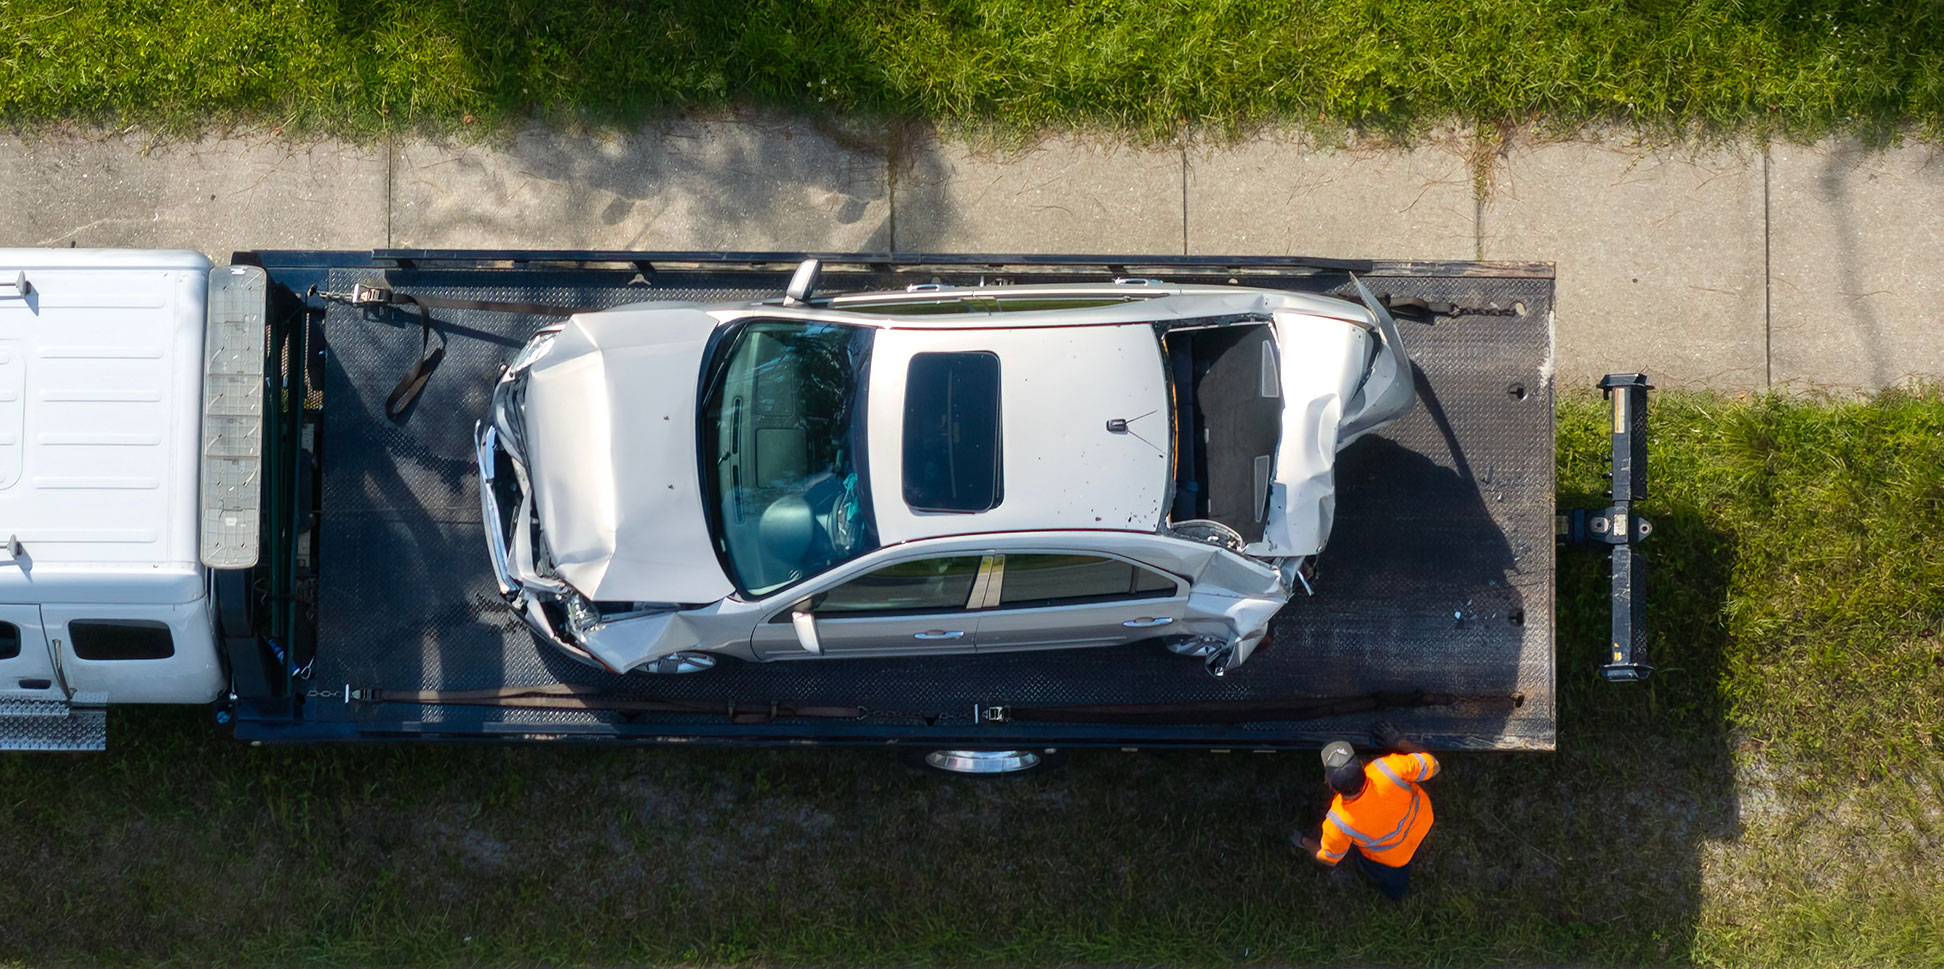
[1295, 720, 1439, 900]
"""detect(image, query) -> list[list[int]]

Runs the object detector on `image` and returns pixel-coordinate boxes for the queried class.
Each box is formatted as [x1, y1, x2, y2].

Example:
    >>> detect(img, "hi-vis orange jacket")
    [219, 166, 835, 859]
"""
[1314, 752, 1439, 868]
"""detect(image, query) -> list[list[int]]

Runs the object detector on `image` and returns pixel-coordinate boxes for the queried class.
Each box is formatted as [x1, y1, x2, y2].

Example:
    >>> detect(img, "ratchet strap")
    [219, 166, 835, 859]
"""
[382, 296, 444, 421]
[315, 282, 600, 421]
[359, 684, 866, 724]
[340, 281, 597, 320]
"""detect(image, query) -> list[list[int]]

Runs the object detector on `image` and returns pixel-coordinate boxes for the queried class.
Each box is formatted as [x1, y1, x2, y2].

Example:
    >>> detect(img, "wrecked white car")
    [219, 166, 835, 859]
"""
[476, 264, 1414, 677]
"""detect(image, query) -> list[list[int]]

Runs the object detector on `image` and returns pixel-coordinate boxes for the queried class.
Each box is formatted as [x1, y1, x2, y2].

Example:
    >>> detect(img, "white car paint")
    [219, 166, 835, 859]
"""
[568, 530, 1288, 675]
[1255, 309, 1372, 557]
[866, 324, 1170, 544]
[481, 275, 1415, 676]
[520, 305, 733, 603]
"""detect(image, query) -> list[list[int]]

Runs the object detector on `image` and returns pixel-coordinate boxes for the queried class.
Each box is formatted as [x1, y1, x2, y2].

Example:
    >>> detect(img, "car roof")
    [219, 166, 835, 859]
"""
[864, 322, 1172, 545]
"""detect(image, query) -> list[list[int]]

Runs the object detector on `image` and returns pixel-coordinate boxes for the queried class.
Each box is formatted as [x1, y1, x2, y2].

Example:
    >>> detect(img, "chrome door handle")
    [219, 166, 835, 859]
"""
[1122, 617, 1175, 628]
[913, 629, 966, 640]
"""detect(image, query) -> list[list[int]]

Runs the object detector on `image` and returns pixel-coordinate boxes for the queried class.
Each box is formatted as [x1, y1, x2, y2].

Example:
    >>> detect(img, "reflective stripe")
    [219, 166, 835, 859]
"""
[1365, 791, 1421, 851]
[1326, 809, 1381, 846]
[1414, 752, 1438, 779]
[1317, 844, 1347, 862]
[1331, 776, 1429, 858]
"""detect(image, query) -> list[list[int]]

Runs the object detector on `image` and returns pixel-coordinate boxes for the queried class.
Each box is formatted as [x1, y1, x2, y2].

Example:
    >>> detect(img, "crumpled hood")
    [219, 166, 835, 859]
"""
[522, 306, 735, 603]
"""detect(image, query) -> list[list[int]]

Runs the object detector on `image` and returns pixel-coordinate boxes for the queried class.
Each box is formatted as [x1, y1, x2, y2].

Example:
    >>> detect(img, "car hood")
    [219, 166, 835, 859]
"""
[521, 306, 735, 603]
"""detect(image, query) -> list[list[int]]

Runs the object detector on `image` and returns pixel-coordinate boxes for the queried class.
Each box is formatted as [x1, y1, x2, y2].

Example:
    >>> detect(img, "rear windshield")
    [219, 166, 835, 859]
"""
[902, 352, 1003, 513]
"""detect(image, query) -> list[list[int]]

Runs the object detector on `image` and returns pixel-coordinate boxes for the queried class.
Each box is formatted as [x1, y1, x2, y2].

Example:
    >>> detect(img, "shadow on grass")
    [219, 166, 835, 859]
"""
[0, 486, 1745, 966]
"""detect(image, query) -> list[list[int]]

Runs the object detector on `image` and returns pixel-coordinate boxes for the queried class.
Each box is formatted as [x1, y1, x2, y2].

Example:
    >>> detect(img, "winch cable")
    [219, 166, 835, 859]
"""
[357, 684, 866, 724]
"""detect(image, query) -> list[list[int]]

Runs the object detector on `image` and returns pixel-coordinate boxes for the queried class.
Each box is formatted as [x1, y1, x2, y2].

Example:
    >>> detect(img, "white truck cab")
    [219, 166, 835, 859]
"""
[0, 250, 262, 748]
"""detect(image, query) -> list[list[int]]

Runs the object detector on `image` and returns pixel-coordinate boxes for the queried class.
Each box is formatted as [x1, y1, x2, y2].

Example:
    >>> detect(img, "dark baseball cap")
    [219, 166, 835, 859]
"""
[1321, 740, 1365, 794]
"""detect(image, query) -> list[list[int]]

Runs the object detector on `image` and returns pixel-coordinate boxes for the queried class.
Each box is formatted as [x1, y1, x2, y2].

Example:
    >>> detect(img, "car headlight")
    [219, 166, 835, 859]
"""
[509, 331, 558, 373]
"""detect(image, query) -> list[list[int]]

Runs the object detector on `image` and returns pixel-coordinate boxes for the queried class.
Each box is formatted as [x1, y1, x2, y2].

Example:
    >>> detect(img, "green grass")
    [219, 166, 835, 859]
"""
[3, 0, 1944, 138]
[2, 389, 1944, 968]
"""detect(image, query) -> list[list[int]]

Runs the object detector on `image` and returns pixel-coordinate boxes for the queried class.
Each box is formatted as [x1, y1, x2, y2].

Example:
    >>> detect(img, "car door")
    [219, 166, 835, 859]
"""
[0, 605, 64, 698]
[749, 554, 991, 659]
[975, 552, 1190, 653]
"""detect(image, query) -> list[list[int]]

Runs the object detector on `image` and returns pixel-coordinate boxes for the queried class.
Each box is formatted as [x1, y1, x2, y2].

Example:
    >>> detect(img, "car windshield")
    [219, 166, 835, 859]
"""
[700, 320, 877, 597]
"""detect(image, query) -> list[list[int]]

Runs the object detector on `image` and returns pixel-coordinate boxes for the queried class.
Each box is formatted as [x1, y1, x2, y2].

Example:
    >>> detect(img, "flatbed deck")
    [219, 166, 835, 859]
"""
[233, 251, 1556, 750]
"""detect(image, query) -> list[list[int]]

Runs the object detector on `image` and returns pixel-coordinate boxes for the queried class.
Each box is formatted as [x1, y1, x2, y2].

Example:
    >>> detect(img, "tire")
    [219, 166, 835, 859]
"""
[897, 746, 1070, 776]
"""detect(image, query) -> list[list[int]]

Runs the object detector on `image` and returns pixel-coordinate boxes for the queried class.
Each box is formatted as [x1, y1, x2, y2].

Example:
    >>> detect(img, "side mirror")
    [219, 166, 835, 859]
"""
[783, 259, 821, 307]
[790, 608, 822, 654]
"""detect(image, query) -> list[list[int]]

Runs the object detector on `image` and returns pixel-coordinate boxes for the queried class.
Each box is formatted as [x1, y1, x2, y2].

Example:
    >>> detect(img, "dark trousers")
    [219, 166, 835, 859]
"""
[1355, 850, 1412, 900]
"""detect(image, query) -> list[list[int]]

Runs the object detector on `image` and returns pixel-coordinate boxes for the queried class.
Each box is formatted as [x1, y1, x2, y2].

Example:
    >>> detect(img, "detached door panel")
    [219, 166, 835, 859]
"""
[976, 553, 1188, 653]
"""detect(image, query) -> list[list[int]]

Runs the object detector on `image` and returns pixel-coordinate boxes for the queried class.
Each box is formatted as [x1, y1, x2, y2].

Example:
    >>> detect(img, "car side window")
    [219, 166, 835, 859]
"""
[811, 556, 984, 615]
[996, 554, 1177, 609]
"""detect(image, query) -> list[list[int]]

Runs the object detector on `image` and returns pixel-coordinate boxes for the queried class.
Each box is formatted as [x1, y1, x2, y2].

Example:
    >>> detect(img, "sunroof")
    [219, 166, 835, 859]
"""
[902, 352, 1003, 513]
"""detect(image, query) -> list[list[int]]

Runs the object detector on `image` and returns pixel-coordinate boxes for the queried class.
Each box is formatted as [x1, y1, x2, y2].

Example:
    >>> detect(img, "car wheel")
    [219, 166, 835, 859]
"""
[1164, 634, 1226, 658]
[638, 651, 720, 674]
[898, 747, 1069, 776]
[1168, 518, 1246, 551]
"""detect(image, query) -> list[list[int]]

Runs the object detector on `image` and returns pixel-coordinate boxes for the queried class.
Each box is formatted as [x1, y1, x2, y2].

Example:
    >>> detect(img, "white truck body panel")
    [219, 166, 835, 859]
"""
[0, 249, 221, 704]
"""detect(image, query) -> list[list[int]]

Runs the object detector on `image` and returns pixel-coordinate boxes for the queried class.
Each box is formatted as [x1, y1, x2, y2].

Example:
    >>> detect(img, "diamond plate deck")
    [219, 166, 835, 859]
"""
[303, 261, 1555, 749]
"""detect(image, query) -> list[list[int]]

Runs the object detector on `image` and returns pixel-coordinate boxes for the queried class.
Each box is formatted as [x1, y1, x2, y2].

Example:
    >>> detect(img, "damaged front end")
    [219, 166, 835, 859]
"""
[475, 343, 700, 673]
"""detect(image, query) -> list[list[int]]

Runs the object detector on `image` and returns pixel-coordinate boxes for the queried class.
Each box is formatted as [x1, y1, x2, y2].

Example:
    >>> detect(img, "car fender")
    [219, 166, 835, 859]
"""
[576, 600, 762, 673]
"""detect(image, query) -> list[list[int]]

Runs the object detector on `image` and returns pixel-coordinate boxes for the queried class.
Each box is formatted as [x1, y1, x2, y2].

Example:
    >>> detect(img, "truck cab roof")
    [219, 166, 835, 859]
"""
[0, 248, 212, 603]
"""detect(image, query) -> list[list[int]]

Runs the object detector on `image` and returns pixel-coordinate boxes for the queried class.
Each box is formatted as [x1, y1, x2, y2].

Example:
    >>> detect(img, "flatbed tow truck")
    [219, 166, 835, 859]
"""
[0, 247, 1651, 765]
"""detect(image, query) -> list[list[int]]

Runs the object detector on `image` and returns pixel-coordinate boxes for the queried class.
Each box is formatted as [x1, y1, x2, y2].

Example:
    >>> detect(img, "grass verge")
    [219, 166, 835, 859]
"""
[1, 389, 1942, 967]
[4, 1, 1944, 138]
